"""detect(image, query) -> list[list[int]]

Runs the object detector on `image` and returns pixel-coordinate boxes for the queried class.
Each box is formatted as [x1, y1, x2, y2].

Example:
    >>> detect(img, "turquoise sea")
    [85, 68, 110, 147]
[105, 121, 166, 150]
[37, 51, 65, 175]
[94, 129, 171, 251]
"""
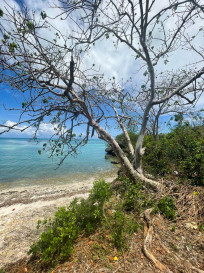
[0, 138, 117, 189]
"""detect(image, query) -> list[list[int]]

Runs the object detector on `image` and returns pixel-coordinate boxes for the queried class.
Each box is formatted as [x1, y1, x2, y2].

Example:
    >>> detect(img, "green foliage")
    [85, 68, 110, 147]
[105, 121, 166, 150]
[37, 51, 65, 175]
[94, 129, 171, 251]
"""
[115, 131, 138, 150]
[110, 208, 127, 249]
[22, 102, 27, 108]
[117, 177, 154, 212]
[9, 42, 17, 53]
[153, 196, 177, 220]
[27, 21, 34, 30]
[171, 225, 176, 232]
[28, 207, 78, 265]
[42, 98, 48, 103]
[28, 180, 113, 265]
[104, 203, 141, 250]
[3, 34, 9, 40]
[89, 179, 113, 207]
[143, 125, 204, 186]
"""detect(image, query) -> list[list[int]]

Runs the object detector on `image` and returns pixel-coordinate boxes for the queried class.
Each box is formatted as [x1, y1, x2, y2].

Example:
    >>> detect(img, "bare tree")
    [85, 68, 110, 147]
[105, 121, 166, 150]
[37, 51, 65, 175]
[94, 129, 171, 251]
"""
[0, 1, 203, 190]
[59, 0, 204, 171]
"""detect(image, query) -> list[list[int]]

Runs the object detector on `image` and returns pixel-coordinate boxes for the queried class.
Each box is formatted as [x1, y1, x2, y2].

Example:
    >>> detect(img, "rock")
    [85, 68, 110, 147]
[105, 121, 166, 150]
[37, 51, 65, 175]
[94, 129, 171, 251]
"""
[185, 222, 198, 230]
[105, 146, 116, 156]
[105, 154, 114, 160]
[110, 161, 119, 164]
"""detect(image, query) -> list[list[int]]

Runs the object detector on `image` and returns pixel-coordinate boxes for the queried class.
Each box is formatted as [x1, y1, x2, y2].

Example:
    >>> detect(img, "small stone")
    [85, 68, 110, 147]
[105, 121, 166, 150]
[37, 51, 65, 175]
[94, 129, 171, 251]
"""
[185, 222, 198, 230]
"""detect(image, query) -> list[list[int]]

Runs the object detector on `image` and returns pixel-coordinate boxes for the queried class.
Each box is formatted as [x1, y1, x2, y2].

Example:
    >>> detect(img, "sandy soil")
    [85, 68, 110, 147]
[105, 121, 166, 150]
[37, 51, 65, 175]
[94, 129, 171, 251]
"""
[0, 174, 117, 268]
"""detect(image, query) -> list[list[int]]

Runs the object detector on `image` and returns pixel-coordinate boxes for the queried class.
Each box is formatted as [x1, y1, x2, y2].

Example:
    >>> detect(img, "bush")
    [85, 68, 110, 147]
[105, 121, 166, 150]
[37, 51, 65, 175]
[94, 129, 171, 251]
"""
[153, 196, 177, 220]
[117, 177, 154, 212]
[115, 125, 203, 185]
[28, 179, 113, 265]
[143, 125, 204, 185]
[105, 204, 141, 250]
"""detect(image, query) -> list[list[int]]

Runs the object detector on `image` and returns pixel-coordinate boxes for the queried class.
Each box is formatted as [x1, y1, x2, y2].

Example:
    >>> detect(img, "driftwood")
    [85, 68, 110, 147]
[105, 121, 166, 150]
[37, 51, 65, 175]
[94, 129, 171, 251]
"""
[142, 208, 173, 272]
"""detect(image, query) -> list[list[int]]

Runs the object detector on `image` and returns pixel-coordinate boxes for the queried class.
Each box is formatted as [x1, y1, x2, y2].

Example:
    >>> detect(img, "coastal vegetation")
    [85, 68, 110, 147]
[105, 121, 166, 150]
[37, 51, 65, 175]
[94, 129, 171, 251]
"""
[111, 124, 204, 186]
[26, 178, 176, 270]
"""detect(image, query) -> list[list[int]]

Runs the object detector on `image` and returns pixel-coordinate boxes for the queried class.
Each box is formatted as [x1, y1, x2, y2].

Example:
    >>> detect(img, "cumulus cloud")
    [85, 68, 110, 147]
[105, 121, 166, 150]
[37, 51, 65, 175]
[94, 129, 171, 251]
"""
[0, 120, 59, 138]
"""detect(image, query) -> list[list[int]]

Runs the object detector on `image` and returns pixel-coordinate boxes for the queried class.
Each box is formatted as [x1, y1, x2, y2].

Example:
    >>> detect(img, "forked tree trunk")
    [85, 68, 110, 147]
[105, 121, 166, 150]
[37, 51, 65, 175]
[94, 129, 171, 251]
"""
[92, 120, 161, 191]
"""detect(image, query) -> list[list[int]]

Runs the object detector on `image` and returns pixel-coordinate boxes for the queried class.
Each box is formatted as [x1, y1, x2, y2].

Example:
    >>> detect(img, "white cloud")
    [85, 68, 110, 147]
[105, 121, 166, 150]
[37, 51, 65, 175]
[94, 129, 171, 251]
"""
[0, 120, 59, 138]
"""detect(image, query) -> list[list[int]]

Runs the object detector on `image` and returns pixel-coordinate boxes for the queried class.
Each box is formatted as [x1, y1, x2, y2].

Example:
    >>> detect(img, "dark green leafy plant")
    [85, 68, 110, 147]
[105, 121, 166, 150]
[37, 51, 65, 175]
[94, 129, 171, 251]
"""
[117, 177, 154, 212]
[153, 196, 177, 220]
[143, 125, 204, 186]
[105, 203, 141, 250]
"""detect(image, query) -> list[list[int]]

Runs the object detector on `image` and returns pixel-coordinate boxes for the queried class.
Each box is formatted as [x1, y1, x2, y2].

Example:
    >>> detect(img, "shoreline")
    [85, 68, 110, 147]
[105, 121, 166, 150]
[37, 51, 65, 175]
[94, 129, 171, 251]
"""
[0, 173, 117, 267]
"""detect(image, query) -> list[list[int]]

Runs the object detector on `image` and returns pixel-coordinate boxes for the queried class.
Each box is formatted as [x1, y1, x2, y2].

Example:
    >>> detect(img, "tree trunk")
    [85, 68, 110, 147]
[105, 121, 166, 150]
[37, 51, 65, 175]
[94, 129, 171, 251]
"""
[92, 120, 161, 191]
[134, 102, 152, 174]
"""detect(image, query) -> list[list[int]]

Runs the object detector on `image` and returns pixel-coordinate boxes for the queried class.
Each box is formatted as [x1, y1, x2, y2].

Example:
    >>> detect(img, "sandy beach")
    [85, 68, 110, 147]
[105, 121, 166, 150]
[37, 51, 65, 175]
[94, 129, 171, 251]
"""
[0, 174, 117, 267]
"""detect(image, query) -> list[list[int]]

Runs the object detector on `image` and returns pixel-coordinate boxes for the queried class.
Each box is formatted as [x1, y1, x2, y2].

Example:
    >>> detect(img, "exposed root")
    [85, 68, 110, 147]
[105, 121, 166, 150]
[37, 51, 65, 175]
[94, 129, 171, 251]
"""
[132, 170, 162, 192]
[142, 208, 173, 272]
[139, 173, 163, 191]
[143, 208, 204, 273]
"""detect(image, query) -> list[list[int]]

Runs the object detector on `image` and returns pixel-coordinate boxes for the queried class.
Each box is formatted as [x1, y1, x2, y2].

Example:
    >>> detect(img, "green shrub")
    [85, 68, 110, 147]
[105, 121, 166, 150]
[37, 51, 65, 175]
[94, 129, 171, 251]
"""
[143, 125, 204, 185]
[153, 196, 177, 220]
[89, 179, 113, 207]
[107, 206, 141, 250]
[117, 177, 154, 212]
[28, 207, 78, 265]
[28, 179, 113, 265]
[110, 209, 127, 249]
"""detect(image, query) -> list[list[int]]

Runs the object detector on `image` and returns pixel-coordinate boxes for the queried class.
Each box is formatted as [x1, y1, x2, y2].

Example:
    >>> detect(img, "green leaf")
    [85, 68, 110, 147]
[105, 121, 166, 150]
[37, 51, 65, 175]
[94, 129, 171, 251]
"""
[9, 42, 17, 53]
[3, 34, 9, 40]
[22, 102, 27, 108]
[27, 21, 34, 31]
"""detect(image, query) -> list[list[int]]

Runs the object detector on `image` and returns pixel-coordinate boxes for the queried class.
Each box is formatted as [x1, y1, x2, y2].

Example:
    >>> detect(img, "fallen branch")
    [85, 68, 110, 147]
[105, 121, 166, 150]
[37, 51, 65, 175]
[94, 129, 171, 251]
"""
[143, 208, 204, 273]
[142, 208, 173, 273]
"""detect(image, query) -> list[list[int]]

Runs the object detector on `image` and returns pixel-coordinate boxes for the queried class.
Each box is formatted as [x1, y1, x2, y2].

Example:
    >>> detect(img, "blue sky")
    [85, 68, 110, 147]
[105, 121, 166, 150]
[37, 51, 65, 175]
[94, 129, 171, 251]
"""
[0, 83, 22, 122]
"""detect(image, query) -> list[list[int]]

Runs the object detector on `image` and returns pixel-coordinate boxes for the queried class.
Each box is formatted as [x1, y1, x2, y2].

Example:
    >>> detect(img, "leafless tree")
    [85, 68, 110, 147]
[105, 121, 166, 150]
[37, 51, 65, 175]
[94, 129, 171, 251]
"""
[0, 0, 203, 190]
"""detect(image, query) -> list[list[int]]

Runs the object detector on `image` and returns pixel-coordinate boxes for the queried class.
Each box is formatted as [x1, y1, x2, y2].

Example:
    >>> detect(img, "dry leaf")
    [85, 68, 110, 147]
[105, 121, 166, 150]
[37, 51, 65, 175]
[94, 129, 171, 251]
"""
[109, 256, 114, 262]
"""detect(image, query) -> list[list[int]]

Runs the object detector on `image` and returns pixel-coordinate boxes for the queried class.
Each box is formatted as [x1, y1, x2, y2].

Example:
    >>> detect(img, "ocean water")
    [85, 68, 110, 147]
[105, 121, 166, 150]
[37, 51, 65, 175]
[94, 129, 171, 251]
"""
[0, 138, 117, 188]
